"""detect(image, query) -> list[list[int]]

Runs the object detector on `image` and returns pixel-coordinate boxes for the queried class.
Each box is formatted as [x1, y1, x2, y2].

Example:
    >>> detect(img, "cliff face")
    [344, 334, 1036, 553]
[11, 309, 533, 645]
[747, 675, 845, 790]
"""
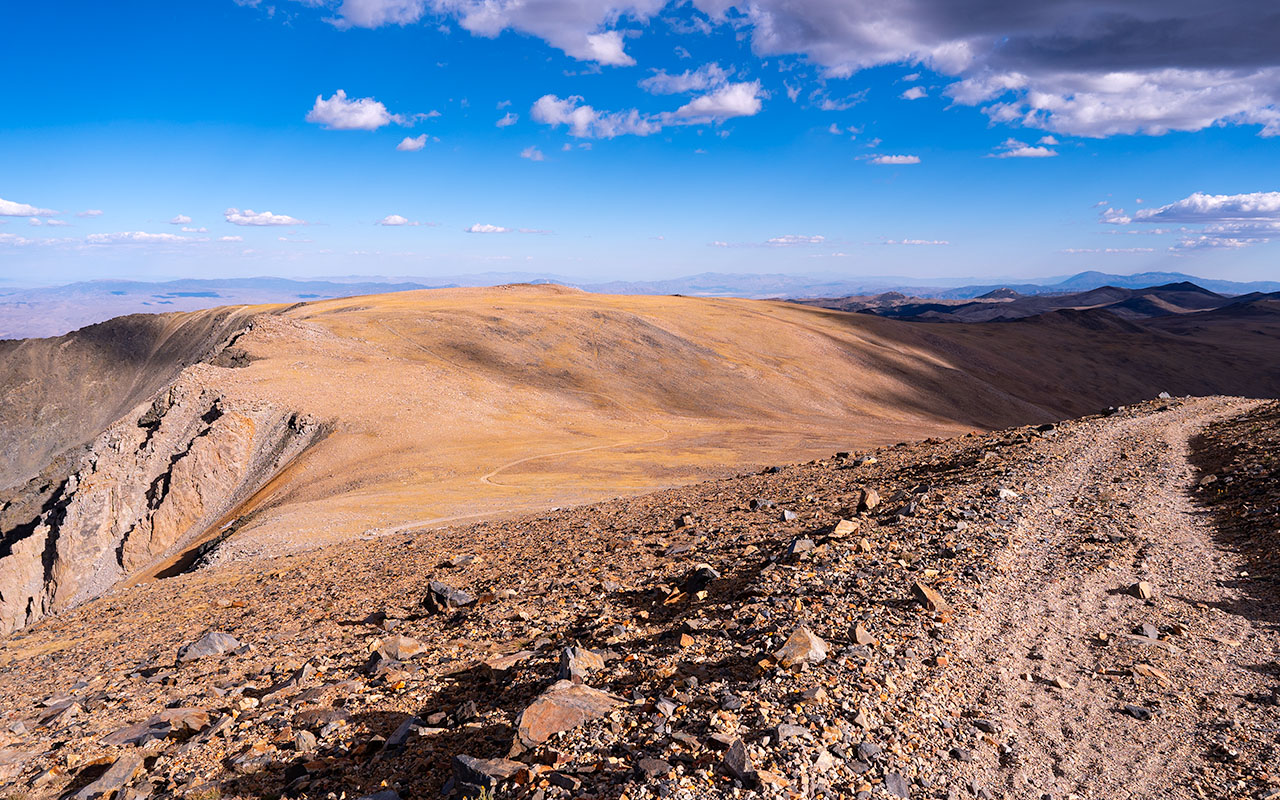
[0, 308, 264, 491]
[0, 365, 322, 636]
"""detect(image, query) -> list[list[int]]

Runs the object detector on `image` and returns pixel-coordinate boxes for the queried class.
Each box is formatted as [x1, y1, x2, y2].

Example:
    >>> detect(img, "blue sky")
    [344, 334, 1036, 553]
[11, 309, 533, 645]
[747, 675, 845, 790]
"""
[2, 0, 1278, 285]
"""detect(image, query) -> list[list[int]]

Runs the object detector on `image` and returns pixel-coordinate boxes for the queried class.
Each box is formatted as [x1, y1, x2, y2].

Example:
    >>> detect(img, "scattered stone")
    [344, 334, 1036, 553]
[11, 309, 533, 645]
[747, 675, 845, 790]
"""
[636, 757, 672, 779]
[453, 754, 522, 795]
[101, 707, 210, 746]
[781, 509, 798, 521]
[831, 518, 858, 537]
[950, 747, 973, 762]
[72, 753, 143, 800]
[884, 771, 910, 798]
[377, 634, 426, 660]
[853, 622, 875, 646]
[176, 631, 241, 663]
[911, 581, 951, 614]
[785, 536, 815, 559]
[482, 650, 534, 679]
[1122, 704, 1154, 721]
[424, 581, 476, 613]
[855, 487, 881, 513]
[515, 680, 620, 748]
[722, 738, 755, 784]
[558, 645, 606, 683]
[774, 625, 828, 668]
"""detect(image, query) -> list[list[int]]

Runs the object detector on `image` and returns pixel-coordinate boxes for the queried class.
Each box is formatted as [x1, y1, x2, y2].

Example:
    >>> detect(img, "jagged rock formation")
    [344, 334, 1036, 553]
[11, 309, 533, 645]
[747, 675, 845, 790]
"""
[0, 307, 261, 491]
[0, 350, 323, 636]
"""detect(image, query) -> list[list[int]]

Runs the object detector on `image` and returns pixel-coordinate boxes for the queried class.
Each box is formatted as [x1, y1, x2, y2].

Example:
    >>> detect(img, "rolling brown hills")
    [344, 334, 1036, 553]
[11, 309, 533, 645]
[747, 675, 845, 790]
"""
[2, 284, 1279, 636]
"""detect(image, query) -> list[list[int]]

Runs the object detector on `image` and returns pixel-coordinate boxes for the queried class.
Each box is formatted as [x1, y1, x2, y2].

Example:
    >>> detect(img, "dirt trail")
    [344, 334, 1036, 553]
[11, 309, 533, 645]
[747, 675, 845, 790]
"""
[942, 396, 1274, 799]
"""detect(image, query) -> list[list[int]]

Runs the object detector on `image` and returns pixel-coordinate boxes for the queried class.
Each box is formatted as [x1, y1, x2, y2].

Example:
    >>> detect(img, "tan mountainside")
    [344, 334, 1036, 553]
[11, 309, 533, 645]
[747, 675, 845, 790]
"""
[2, 284, 1279, 636]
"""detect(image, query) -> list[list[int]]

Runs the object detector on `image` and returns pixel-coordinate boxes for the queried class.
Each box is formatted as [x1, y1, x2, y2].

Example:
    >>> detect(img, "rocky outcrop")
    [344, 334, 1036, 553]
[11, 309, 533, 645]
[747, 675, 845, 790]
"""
[0, 378, 323, 635]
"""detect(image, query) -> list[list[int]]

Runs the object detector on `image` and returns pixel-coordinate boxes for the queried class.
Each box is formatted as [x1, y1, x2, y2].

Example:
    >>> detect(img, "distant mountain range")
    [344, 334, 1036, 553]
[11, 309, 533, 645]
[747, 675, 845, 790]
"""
[3, 271, 1279, 339]
[793, 281, 1280, 323]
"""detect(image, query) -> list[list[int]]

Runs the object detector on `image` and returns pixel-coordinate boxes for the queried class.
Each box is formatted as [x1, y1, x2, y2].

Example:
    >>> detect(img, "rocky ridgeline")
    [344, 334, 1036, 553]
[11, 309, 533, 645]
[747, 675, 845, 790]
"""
[0, 399, 1275, 800]
[0, 368, 324, 635]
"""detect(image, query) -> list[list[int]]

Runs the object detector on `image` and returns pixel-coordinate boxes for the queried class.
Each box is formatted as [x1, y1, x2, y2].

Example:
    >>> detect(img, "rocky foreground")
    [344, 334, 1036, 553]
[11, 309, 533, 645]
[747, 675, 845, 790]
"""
[0, 396, 1277, 800]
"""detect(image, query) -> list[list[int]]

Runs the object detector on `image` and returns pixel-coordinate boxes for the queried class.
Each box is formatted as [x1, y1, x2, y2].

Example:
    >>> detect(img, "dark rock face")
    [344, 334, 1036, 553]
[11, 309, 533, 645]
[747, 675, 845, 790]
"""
[0, 378, 323, 636]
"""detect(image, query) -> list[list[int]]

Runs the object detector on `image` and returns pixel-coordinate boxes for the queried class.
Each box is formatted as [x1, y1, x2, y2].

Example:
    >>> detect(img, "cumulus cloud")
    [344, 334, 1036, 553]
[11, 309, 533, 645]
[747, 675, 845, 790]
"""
[224, 207, 305, 226]
[218, 235, 244, 242]
[306, 89, 406, 130]
[1104, 190, 1280, 250]
[531, 94, 662, 138]
[531, 81, 763, 138]
[496, 112, 519, 127]
[169, 214, 192, 224]
[466, 223, 510, 233]
[1135, 191, 1280, 223]
[433, 0, 665, 65]
[331, 0, 426, 28]
[0, 197, 56, 217]
[900, 86, 926, 100]
[181, 226, 209, 233]
[639, 63, 729, 94]
[990, 137, 1058, 158]
[869, 154, 921, 165]
[397, 134, 429, 151]
[675, 81, 764, 119]
[378, 214, 421, 226]
[520, 146, 546, 161]
[682, 0, 1280, 138]
[76, 209, 103, 217]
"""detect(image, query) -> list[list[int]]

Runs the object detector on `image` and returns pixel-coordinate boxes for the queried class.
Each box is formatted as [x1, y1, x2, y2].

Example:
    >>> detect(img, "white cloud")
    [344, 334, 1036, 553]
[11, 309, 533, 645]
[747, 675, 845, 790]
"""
[331, 0, 426, 28]
[764, 234, 824, 246]
[1135, 191, 1280, 223]
[44, 219, 70, 227]
[218, 235, 244, 242]
[0, 197, 56, 217]
[169, 214, 192, 224]
[639, 63, 729, 94]
[1038, 135, 1059, 146]
[224, 207, 305, 226]
[181, 226, 209, 233]
[86, 231, 195, 244]
[900, 86, 926, 100]
[466, 223, 510, 233]
[397, 134, 429, 151]
[520, 146, 545, 161]
[675, 81, 764, 120]
[431, 0, 665, 66]
[306, 89, 406, 131]
[531, 94, 661, 138]
[990, 138, 1058, 158]
[1103, 191, 1280, 251]
[1100, 207, 1132, 225]
[883, 238, 949, 245]
[496, 112, 519, 127]
[869, 154, 920, 165]
[76, 209, 103, 217]
[1062, 247, 1156, 254]
[28, 218, 43, 226]
[710, 234, 825, 247]
[378, 214, 421, 226]
[681, 1, 1280, 139]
